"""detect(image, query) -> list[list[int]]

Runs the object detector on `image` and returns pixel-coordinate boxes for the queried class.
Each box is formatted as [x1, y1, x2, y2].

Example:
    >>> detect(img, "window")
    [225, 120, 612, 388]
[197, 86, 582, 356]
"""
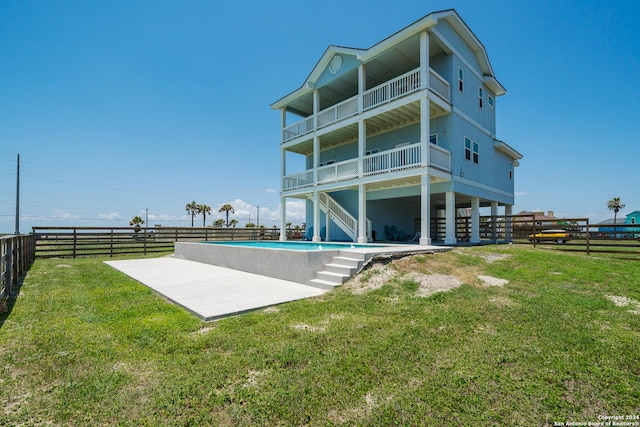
[430, 134, 438, 145]
[465, 137, 479, 164]
[478, 87, 483, 108]
[488, 95, 494, 108]
[509, 162, 513, 179]
[458, 67, 464, 92]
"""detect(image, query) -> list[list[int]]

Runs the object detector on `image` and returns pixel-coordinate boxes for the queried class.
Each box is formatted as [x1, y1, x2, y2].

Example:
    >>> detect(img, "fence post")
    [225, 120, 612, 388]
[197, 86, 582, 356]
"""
[73, 228, 77, 259]
[532, 213, 537, 248]
[585, 218, 590, 256]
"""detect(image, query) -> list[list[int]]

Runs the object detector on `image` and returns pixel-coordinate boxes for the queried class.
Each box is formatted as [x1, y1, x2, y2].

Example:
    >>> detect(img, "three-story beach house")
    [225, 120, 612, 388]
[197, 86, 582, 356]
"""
[271, 9, 522, 244]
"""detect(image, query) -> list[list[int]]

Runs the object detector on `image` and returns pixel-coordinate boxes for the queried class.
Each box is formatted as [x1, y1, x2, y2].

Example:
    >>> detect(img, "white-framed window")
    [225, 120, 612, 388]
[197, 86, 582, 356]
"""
[478, 87, 483, 108]
[509, 162, 513, 179]
[488, 95, 494, 108]
[365, 148, 379, 156]
[429, 134, 438, 145]
[465, 137, 479, 164]
[458, 67, 464, 92]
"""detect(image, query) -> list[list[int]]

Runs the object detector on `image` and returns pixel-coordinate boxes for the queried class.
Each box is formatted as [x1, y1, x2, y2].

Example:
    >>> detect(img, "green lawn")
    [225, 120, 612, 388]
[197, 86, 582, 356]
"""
[1, 246, 639, 426]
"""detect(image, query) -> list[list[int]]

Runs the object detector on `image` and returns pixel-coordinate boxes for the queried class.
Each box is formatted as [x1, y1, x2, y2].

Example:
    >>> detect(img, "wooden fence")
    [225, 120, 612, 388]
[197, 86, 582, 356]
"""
[32, 226, 296, 258]
[450, 214, 640, 259]
[1, 234, 36, 312]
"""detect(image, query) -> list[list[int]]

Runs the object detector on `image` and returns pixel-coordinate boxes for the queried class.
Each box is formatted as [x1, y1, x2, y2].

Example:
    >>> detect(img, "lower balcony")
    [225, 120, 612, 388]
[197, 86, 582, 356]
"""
[282, 142, 451, 192]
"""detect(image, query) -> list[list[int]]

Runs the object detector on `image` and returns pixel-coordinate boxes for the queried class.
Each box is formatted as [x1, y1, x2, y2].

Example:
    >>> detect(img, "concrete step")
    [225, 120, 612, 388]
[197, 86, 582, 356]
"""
[324, 262, 358, 276]
[307, 278, 341, 290]
[331, 256, 362, 268]
[316, 270, 349, 284]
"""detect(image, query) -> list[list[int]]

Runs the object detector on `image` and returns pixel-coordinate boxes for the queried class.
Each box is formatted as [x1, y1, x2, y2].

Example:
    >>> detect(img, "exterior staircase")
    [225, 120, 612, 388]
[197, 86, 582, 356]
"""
[307, 250, 368, 289]
[309, 192, 372, 242]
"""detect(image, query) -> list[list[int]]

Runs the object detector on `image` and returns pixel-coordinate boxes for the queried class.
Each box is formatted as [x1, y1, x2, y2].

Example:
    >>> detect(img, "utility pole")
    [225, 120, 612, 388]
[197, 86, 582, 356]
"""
[257, 205, 260, 227]
[145, 208, 148, 229]
[15, 154, 20, 235]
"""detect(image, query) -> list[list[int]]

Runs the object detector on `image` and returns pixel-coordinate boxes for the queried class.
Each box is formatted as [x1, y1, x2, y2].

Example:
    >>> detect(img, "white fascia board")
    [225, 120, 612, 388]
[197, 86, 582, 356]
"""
[358, 17, 437, 62]
[494, 139, 523, 161]
[484, 76, 506, 96]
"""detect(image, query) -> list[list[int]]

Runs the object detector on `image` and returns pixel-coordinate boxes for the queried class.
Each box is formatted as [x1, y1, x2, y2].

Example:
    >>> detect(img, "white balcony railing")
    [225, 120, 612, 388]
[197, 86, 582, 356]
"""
[317, 159, 359, 184]
[317, 97, 358, 129]
[428, 68, 450, 103]
[281, 67, 451, 143]
[363, 144, 421, 175]
[430, 144, 451, 171]
[363, 69, 421, 111]
[282, 142, 451, 191]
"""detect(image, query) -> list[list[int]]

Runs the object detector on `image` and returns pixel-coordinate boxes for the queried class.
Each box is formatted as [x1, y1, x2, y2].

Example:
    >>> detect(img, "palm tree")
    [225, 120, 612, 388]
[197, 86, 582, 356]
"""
[129, 216, 145, 236]
[607, 197, 626, 238]
[185, 201, 198, 227]
[198, 204, 212, 227]
[218, 204, 235, 227]
[229, 219, 238, 228]
[213, 218, 224, 228]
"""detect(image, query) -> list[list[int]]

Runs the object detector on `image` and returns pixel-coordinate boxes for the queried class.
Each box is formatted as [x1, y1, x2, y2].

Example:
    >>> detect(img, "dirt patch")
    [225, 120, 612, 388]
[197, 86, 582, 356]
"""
[605, 294, 640, 314]
[346, 263, 397, 294]
[477, 275, 509, 287]
[403, 272, 463, 297]
[479, 253, 511, 263]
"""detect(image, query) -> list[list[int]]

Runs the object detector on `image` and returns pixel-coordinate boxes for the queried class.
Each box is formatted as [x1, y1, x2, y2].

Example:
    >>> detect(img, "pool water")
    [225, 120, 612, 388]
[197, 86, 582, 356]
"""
[203, 241, 377, 251]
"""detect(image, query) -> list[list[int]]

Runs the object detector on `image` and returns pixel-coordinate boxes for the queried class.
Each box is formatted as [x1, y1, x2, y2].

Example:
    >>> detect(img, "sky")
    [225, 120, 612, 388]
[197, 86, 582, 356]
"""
[1, 0, 639, 234]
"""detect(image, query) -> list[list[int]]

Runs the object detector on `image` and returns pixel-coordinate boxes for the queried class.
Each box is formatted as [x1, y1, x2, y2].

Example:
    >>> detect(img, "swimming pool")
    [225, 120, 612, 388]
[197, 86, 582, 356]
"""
[203, 241, 377, 251]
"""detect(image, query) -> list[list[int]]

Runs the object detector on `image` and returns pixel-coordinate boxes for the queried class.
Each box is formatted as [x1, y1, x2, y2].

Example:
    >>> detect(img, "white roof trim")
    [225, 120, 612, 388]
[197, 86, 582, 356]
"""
[494, 139, 523, 162]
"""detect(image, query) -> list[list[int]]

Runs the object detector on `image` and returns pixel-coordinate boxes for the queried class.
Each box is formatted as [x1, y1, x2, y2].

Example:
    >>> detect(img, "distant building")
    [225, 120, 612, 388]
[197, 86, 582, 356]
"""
[598, 211, 640, 237]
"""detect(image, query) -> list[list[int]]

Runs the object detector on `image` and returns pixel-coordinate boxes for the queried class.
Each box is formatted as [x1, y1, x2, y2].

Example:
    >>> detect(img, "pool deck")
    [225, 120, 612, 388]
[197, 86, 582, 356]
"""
[106, 243, 449, 321]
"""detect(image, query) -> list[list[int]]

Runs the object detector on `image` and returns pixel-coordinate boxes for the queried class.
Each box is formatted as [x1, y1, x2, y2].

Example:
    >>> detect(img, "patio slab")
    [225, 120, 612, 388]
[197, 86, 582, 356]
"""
[105, 256, 326, 321]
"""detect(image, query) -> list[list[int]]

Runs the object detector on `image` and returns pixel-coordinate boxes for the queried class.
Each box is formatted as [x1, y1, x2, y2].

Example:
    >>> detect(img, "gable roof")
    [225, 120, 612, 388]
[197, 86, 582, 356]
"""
[271, 9, 504, 111]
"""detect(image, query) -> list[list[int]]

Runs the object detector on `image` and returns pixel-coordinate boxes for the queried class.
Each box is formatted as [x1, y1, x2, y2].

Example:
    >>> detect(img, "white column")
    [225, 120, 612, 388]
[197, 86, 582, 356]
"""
[358, 183, 367, 243]
[312, 192, 321, 242]
[445, 191, 457, 245]
[358, 64, 366, 178]
[420, 30, 430, 169]
[470, 197, 480, 244]
[505, 204, 513, 241]
[419, 175, 432, 245]
[491, 201, 498, 242]
[325, 202, 331, 242]
[280, 196, 287, 241]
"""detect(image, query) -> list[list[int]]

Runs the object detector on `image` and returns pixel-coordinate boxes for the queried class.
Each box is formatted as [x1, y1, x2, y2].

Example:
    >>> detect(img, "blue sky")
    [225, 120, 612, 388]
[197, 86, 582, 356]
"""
[1, 0, 639, 233]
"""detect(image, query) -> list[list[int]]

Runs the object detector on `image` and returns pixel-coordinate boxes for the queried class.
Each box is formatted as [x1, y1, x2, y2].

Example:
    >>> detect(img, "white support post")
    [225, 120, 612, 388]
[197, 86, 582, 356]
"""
[325, 203, 331, 242]
[470, 197, 480, 244]
[419, 175, 432, 245]
[445, 191, 457, 245]
[420, 30, 430, 169]
[358, 183, 367, 243]
[505, 204, 513, 241]
[313, 192, 321, 242]
[491, 201, 498, 242]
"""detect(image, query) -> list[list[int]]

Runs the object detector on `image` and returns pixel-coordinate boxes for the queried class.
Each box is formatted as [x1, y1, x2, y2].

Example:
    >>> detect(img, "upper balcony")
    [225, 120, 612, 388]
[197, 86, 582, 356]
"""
[282, 67, 450, 143]
[282, 141, 451, 192]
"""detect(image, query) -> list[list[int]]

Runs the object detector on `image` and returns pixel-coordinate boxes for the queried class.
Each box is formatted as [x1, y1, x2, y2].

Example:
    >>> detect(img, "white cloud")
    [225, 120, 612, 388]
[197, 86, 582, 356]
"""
[99, 212, 121, 220]
[51, 209, 79, 219]
[266, 188, 277, 193]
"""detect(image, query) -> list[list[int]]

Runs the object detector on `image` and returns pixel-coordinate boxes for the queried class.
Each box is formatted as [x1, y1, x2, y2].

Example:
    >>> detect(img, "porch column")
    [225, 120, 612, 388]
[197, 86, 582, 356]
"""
[491, 202, 499, 242]
[358, 64, 366, 178]
[445, 191, 457, 245]
[280, 196, 287, 241]
[470, 197, 480, 244]
[505, 204, 513, 241]
[358, 183, 367, 243]
[419, 175, 432, 245]
[312, 192, 321, 242]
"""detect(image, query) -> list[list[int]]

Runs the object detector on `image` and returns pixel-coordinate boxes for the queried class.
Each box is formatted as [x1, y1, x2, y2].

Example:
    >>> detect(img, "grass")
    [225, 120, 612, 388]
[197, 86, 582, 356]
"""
[1, 246, 639, 425]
